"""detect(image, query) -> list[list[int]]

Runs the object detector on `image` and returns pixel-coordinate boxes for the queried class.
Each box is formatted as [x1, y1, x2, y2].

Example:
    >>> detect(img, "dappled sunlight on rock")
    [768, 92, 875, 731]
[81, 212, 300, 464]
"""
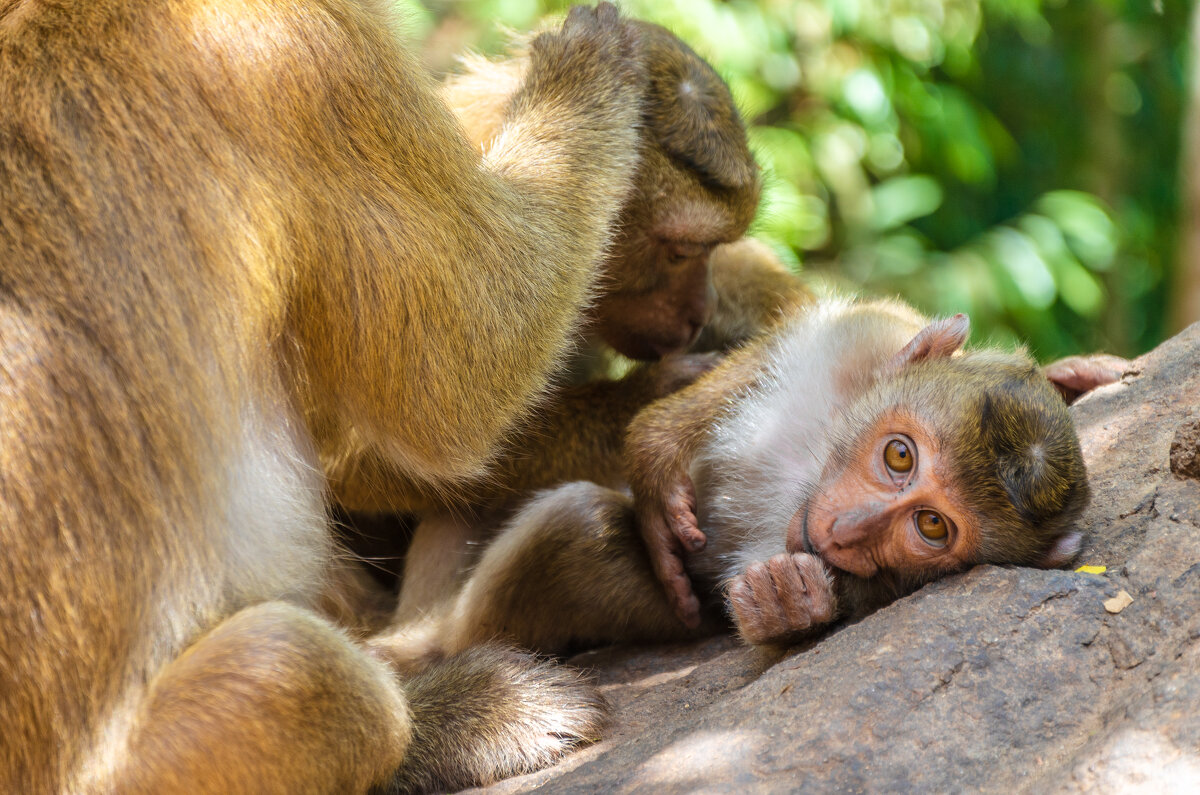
[1065, 729, 1200, 793]
[634, 729, 769, 791]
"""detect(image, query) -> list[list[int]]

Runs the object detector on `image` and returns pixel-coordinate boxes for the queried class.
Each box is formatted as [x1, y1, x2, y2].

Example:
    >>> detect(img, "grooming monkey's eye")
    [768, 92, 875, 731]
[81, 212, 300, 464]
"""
[915, 511, 949, 546]
[667, 241, 710, 263]
[883, 439, 914, 474]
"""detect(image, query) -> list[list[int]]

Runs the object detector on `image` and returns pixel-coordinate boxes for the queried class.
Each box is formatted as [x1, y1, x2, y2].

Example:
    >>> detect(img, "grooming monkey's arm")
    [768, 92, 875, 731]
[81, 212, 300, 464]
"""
[314, 6, 647, 506]
[691, 238, 814, 352]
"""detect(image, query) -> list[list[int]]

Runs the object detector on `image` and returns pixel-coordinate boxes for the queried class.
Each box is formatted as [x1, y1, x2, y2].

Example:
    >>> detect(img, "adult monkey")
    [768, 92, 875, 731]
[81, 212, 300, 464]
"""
[1, 1, 661, 793]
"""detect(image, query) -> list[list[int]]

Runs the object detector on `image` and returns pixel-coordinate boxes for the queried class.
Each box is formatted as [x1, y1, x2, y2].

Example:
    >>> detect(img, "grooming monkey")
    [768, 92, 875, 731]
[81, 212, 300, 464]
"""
[441, 19, 774, 368]
[0, 2, 694, 792]
[371, 296, 1090, 666]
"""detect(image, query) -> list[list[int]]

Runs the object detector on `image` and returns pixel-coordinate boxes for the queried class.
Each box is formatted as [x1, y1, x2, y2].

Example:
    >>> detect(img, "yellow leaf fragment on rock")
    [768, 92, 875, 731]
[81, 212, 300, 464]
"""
[1104, 590, 1133, 614]
[1076, 564, 1107, 575]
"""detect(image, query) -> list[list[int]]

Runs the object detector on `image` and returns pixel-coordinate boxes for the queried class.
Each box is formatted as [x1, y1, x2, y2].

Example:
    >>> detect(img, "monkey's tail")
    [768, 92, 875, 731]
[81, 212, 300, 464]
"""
[375, 644, 609, 794]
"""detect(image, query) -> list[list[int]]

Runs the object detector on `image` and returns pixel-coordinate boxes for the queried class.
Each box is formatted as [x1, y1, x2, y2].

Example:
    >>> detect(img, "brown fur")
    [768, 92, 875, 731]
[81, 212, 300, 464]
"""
[370, 484, 707, 674]
[335, 18, 780, 515]
[381, 644, 608, 794]
[0, 1, 656, 791]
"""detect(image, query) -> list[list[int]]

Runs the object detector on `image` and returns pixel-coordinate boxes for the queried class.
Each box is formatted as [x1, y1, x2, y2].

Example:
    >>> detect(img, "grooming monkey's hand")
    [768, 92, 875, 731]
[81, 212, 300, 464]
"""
[646, 352, 724, 400]
[524, 3, 645, 108]
[728, 553, 836, 647]
[635, 475, 706, 629]
[1043, 354, 1131, 405]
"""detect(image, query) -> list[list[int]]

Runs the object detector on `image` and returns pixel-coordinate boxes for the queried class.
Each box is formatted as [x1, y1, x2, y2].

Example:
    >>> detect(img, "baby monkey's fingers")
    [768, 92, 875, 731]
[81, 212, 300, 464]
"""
[663, 476, 706, 553]
[635, 477, 705, 628]
[728, 553, 836, 647]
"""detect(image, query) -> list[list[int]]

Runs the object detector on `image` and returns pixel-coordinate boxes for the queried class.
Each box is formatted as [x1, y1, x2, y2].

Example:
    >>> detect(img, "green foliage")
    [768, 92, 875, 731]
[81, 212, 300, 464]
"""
[408, 0, 1188, 360]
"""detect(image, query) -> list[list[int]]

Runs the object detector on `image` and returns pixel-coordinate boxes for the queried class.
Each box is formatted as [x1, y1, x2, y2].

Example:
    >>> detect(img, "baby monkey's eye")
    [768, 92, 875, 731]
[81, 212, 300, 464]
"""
[915, 510, 949, 547]
[883, 438, 914, 474]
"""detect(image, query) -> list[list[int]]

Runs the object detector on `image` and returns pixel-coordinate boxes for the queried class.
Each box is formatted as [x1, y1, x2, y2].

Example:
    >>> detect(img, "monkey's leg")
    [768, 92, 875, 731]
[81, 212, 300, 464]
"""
[377, 482, 706, 666]
[115, 602, 605, 794]
[395, 512, 490, 618]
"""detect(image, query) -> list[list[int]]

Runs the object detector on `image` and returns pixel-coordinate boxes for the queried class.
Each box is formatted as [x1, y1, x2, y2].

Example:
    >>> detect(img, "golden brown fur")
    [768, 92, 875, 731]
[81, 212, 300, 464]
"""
[0, 1, 657, 791]
[440, 19, 765, 367]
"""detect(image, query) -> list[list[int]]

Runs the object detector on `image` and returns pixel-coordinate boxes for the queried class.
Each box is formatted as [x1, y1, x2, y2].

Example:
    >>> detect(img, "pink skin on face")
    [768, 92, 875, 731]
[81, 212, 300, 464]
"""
[785, 412, 978, 579]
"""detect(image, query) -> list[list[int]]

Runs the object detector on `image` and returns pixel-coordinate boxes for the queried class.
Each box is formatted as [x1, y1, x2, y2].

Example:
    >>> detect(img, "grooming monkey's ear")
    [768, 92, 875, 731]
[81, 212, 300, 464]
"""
[889, 314, 970, 372]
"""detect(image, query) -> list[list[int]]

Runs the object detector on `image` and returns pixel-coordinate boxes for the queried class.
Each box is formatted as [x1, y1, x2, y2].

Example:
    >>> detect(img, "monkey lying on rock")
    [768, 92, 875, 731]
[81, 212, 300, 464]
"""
[373, 296, 1090, 666]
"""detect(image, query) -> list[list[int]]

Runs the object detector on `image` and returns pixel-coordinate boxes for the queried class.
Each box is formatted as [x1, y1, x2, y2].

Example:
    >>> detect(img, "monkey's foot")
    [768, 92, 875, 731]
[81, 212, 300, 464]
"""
[728, 553, 836, 647]
[380, 644, 608, 794]
[1043, 353, 1131, 404]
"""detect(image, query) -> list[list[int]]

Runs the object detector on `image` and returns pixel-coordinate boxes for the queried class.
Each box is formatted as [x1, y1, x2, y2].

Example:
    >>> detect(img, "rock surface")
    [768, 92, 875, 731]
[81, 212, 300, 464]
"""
[466, 324, 1200, 795]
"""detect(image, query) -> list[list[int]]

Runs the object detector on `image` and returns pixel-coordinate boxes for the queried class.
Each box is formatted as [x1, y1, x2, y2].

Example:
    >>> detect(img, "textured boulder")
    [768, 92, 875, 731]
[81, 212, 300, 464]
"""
[467, 324, 1200, 794]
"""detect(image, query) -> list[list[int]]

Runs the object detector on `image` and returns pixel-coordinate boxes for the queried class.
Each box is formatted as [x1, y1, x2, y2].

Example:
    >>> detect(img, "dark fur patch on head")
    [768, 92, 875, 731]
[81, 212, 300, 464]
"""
[637, 22, 758, 193]
[839, 350, 1089, 570]
[948, 361, 1090, 566]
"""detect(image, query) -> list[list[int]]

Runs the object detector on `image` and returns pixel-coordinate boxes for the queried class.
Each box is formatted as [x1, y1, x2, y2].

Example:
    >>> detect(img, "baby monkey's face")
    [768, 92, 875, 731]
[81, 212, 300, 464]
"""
[786, 408, 979, 580]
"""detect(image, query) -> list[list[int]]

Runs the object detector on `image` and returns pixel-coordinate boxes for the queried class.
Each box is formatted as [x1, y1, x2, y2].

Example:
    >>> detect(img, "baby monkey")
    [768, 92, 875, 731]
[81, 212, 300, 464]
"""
[375, 297, 1090, 663]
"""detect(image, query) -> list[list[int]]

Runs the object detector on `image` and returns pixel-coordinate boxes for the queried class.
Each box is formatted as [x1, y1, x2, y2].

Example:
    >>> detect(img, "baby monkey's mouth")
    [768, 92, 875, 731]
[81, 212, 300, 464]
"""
[787, 498, 817, 556]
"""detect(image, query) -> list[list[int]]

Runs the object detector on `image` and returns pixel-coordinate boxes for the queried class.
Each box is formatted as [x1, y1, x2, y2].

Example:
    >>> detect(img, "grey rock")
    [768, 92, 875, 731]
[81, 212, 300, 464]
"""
[467, 323, 1200, 794]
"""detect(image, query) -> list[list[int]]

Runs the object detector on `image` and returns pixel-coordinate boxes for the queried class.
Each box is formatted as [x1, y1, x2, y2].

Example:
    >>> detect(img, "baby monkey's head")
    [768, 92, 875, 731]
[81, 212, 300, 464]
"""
[790, 315, 1089, 584]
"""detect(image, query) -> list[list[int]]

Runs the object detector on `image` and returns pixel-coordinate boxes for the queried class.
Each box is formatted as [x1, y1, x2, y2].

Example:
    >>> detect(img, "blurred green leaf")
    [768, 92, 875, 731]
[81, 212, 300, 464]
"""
[870, 175, 943, 231]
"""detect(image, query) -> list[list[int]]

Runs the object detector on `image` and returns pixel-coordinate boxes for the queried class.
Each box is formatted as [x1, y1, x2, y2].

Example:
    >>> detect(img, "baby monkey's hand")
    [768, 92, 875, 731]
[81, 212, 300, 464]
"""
[633, 476, 706, 629]
[728, 553, 837, 647]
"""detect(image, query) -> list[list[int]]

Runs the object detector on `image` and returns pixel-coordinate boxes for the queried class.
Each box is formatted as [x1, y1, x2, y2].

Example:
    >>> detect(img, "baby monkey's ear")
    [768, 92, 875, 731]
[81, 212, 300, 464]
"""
[1037, 530, 1083, 568]
[887, 313, 970, 373]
